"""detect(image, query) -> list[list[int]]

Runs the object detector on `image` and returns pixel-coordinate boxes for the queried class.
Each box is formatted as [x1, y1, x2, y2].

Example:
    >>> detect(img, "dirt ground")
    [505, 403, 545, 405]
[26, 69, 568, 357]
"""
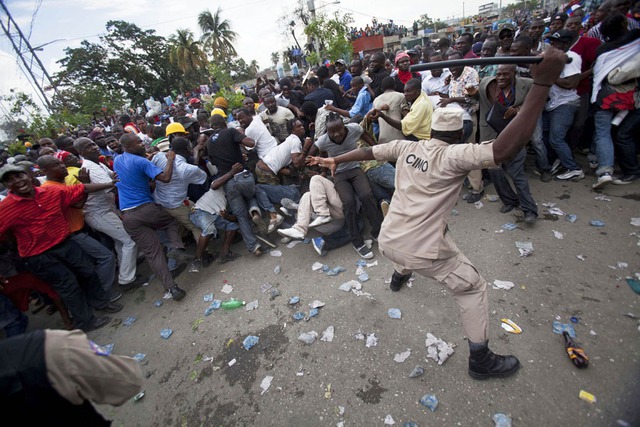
[27, 160, 640, 427]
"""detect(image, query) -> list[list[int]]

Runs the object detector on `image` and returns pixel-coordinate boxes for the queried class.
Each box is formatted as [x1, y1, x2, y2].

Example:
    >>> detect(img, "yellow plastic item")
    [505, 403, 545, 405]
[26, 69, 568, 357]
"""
[579, 390, 596, 404]
[500, 318, 523, 334]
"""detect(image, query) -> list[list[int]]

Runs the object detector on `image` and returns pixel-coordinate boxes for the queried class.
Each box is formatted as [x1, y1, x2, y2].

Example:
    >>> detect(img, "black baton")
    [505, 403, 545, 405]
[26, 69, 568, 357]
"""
[409, 56, 570, 72]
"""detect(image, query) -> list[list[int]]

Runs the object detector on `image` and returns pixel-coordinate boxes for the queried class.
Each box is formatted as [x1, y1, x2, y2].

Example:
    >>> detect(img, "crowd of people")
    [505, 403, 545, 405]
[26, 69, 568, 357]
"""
[0, 2, 638, 409]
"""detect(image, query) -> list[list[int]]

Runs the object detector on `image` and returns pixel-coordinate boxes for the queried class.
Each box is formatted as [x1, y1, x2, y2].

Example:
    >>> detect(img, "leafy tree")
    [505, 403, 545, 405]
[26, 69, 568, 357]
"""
[169, 29, 209, 91]
[416, 13, 447, 32]
[249, 60, 260, 75]
[198, 8, 238, 61]
[271, 51, 280, 66]
[304, 12, 353, 65]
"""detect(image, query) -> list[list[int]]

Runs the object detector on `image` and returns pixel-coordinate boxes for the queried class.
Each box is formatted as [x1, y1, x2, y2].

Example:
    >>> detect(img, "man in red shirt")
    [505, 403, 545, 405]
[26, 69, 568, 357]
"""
[0, 164, 121, 332]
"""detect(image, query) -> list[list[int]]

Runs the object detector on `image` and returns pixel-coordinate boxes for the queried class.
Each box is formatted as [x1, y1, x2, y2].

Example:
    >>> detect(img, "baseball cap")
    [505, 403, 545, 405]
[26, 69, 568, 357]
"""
[0, 164, 27, 182]
[189, 98, 201, 105]
[406, 49, 418, 56]
[551, 12, 568, 22]
[156, 141, 170, 152]
[431, 108, 463, 132]
[499, 23, 515, 34]
[335, 59, 347, 66]
[549, 29, 574, 41]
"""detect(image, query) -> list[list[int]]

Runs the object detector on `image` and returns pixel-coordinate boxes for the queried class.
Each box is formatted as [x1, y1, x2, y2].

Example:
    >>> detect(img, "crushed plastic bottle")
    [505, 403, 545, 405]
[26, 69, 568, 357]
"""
[298, 331, 318, 344]
[123, 316, 137, 326]
[289, 296, 300, 305]
[308, 308, 319, 318]
[243, 335, 259, 350]
[153, 299, 163, 307]
[221, 298, 245, 309]
[590, 219, 605, 227]
[293, 312, 305, 321]
[552, 321, 576, 338]
[388, 308, 402, 319]
[419, 394, 438, 411]
[566, 214, 577, 223]
[493, 413, 512, 427]
[274, 265, 281, 274]
[409, 365, 425, 378]
[160, 328, 173, 339]
[204, 299, 222, 315]
[327, 266, 346, 276]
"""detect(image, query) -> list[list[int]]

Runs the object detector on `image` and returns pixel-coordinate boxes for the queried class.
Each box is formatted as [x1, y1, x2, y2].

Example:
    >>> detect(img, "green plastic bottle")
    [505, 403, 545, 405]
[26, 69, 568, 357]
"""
[221, 298, 245, 309]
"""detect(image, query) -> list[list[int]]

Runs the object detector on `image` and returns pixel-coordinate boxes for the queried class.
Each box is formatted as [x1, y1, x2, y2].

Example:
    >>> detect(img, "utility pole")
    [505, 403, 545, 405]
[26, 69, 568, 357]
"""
[0, 0, 60, 113]
[307, 0, 322, 65]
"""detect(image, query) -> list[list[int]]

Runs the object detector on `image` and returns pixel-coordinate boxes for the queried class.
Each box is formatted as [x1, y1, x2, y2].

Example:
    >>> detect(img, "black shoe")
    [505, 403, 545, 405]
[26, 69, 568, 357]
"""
[540, 171, 552, 183]
[469, 345, 520, 380]
[390, 271, 412, 292]
[523, 211, 537, 224]
[612, 174, 640, 185]
[96, 302, 123, 313]
[170, 264, 187, 279]
[499, 204, 517, 214]
[169, 285, 186, 301]
[83, 315, 111, 332]
[119, 275, 148, 292]
[466, 190, 484, 204]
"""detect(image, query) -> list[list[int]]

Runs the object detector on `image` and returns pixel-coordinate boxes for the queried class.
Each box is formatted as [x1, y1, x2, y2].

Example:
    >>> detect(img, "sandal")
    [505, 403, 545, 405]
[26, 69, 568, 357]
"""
[218, 251, 240, 264]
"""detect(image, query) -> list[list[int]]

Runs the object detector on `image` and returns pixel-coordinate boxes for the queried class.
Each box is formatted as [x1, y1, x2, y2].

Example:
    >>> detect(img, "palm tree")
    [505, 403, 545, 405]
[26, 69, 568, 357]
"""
[249, 59, 259, 75]
[168, 29, 208, 75]
[198, 7, 238, 61]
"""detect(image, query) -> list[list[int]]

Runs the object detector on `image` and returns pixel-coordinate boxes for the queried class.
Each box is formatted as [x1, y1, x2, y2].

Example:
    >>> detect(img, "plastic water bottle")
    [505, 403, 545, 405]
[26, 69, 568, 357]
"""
[276, 62, 285, 79]
[291, 62, 299, 76]
[221, 298, 245, 309]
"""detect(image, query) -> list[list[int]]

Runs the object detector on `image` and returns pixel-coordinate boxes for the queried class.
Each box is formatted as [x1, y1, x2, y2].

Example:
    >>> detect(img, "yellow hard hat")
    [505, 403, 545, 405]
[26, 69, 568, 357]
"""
[24, 141, 33, 148]
[165, 122, 187, 136]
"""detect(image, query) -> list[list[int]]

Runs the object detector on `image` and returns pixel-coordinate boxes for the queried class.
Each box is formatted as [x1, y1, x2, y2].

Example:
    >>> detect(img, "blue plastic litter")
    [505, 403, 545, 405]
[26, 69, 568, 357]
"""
[388, 308, 402, 319]
[326, 266, 346, 276]
[123, 316, 137, 326]
[293, 312, 305, 321]
[303, 238, 311, 244]
[356, 259, 367, 267]
[160, 328, 173, 339]
[492, 413, 512, 427]
[204, 300, 222, 316]
[565, 214, 577, 223]
[403, 423, 418, 427]
[552, 321, 576, 338]
[133, 353, 146, 363]
[570, 316, 579, 323]
[309, 308, 319, 318]
[204, 293, 214, 302]
[502, 223, 517, 231]
[243, 335, 259, 350]
[626, 277, 640, 295]
[89, 341, 113, 356]
[289, 296, 300, 305]
[322, 265, 330, 272]
[358, 272, 370, 282]
[590, 219, 605, 227]
[153, 300, 163, 307]
[419, 394, 438, 411]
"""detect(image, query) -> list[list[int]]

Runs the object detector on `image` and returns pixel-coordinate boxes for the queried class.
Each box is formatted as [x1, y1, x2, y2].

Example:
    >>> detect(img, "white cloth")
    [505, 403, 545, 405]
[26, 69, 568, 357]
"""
[246, 115, 278, 159]
[194, 188, 227, 215]
[80, 158, 116, 214]
[591, 38, 640, 103]
[262, 134, 302, 173]
[546, 50, 581, 111]
[151, 153, 207, 209]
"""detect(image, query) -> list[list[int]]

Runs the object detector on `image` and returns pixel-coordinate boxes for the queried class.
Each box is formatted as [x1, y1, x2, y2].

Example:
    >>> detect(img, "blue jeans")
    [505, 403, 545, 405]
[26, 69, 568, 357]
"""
[69, 232, 116, 293]
[529, 114, 550, 172]
[593, 108, 615, 176]
[613, 109, 640, 176]
[366, 163, 395, 192]
[256, 184, 301, 206]
[543, 104, 579, 170]
[489, 148, 538, 215]
[0, 294, 28, 337]
[224, 171, 259, 253]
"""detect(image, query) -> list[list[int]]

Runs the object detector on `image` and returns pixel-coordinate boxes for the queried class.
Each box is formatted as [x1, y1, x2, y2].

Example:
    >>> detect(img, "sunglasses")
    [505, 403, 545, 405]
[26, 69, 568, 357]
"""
[499, 32, 514, 39]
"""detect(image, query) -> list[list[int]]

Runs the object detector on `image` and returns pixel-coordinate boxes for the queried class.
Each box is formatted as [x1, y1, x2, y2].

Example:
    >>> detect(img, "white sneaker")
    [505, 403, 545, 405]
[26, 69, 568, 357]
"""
[555, 169, 585, 181]
[550, 159, 562, 175]
[309, 215, 332, 228]
[267, 214, 284, 234]
[277, 227, 305, 240]
[280, 198, 299, 211]
[354, 244, 374, 259]
[592, 173, 612, 189]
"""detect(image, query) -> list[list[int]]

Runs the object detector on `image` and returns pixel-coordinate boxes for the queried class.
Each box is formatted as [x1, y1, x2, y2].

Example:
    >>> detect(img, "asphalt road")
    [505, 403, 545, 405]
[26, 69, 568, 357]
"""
[28, 163, 640, 427]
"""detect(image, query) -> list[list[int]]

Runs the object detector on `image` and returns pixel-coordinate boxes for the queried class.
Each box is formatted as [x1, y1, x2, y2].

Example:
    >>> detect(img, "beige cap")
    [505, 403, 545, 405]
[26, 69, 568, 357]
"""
[431, 108, 463, 132]
[156, 141, 170, 152]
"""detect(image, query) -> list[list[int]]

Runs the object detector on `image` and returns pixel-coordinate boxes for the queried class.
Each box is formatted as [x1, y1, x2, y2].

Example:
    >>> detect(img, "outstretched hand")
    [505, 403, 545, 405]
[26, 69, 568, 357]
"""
[306, 156, 337, 177]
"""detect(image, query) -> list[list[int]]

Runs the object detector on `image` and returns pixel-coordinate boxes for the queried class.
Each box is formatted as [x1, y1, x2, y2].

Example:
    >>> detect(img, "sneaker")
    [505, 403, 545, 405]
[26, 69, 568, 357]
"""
[390, 271, 412, 292]
[309, 215, 332, 228]
[280, 198, 299, 211]
[466, 190, 484, 204]
[277, 227, 305, 240]
[218, 251, 240, 264]
[354, 243, 374, 259]
[469, 345, 520, 380]
[267, 214, 284, 234]
[312, 237, 326, 256]
[380, 200, 390, 217]
[167, 248, 193, 263]
[169, 285, 186, 301]
[550, 159, 562, 175]
[540, 171, 552, 183]
[109, 291, 123, 303]
[256, 234, 277, 248]
[555, 169, 585, 181]
[592, 173, 612, 189]
[97, 302, 123, 313]
[499, 204, 517, 214]
[612, 174, 640, 185]
[523, 211, 537, 224]
[279, 206, 292, 217]
[119, 275, 148, 292]
[188, 258, 202, 273]
[84, 315, 111, 332]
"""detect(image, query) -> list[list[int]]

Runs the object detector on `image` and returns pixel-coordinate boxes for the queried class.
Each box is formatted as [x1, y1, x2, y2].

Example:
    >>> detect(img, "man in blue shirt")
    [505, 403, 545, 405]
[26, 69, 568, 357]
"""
[324, 77, 372, 123]
[335, 59, 352, 92]
[113, 134, 190, 300]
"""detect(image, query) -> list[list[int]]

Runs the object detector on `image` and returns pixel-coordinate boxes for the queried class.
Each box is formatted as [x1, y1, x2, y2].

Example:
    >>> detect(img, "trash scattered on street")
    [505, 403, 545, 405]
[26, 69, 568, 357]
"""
[274, 265, 281, 274]
[617, 262, 628, 269]
[367, 260, 378, 267]
[133, 353, 146, 363]
[298, 331, 318, 345]
[501, 318, 523, 334]
[246, 300, 259, 311]
[492, 413, 512, 427]
[204, 300, 221, 315]
[366, 333, 378, 347]
[425, 333, 454, 365]
[287, 240, 302, 248]
[123, 316, 137, 326]
[578, 389, 597, 404]
[160, 328, 173, 339]
[419, 394, 438, 411]
[576, 255, 586, 261]
[403, 422, 418, 427]
[293, 312, 305, 321]
[502, 223, 517, 231]
[289, 296, 300, 304]
[394, 349, 411, 363]
[474, 201, 484, 209]
[259, 282, 273, 293]
[320, 326, 334, 342]
[409, 365, 425, 378]
[153, 299, 163, 307]
[626, 277, 640, 294]
[336, 406, 345, 416]
[552, 321, 576, 338]
[269, 289, 281, 300]
[542, 202, 556, 208]
[451, 208, 459, 216]
[260, 375, 273, 395]
[270, 250, 282, 257]
[243, 335, 259, 350]
[324, 383, 332, 399]
[590, 219, 605, 227]
[312, 262, 325, 271]
[228, 358, 236, 367]
[221, 284, 233, 294]
[566, 214, 577, 223]
[308, 308, 319, 318]
[570, 316, 579, 323]
[358, 272, 370, 282]
[89, 341, 113, 355]
[133, 391, 145, 402]
[487, 194, 499, 202]
[552, 230, 564, 239]
[563, 331, 589, 368]
[631, 218, 640, 227]
[384, 414, 395, 425]
[388, 308, 402, 319]
[492, 280, 515, 290]
[339, 280, 361, 292]
[309, 300, 325, 308]
[221, 299, 245, 309]
[204, 293, 213, 302]
[326, 266, 346, 276]
[515, 241, 534, 257]
[594, 195, 611, 201]
[548, 207, 565, 216]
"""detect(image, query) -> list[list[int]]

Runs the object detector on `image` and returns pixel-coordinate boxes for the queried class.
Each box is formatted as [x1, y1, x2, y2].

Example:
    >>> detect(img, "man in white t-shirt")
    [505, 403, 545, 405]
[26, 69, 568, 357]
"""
[255, 118, 310, 185]
[420, 52, 451, 110]
[543, 30, 584, 181]
[237, 109, 277, 160]
[259, 94, 295, 143]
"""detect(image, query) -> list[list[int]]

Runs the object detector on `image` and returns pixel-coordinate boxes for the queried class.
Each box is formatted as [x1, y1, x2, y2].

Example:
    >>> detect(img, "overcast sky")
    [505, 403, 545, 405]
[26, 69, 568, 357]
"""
[1, 0, 518, 111]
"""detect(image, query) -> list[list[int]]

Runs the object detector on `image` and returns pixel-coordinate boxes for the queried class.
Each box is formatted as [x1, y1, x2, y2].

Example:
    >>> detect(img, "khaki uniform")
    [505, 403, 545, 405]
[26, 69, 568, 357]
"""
[373, 139, 497, 343]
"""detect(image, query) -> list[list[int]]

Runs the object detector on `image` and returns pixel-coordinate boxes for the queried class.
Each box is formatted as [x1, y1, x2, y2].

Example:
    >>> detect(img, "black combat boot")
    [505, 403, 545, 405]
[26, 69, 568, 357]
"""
[468, 341, 520, 380]
[389, 271, 412, 292]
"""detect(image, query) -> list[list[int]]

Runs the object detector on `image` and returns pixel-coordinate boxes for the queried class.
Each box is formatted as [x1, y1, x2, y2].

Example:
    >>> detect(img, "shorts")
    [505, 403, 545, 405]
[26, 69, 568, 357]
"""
[189, 208, 239, 238]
